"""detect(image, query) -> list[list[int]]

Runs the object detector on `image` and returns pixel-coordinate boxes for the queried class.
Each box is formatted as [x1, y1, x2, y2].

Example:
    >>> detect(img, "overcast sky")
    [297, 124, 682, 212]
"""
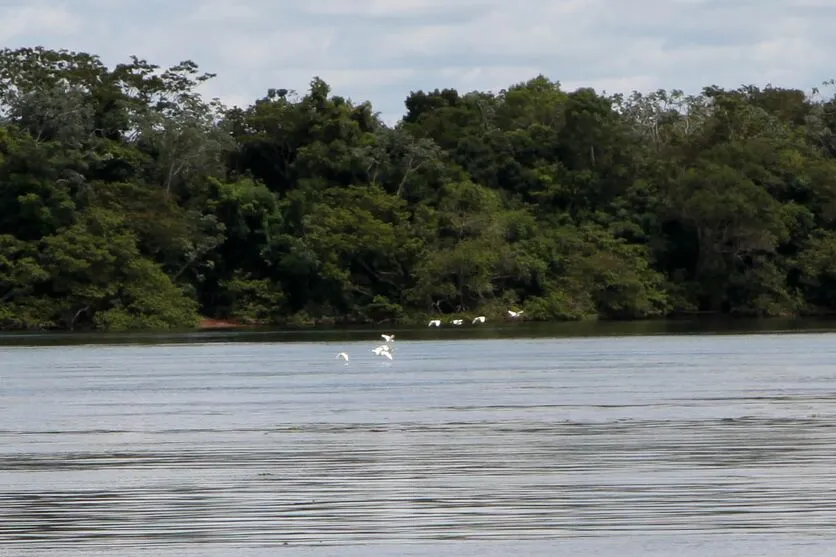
[1, 0, 834, 124]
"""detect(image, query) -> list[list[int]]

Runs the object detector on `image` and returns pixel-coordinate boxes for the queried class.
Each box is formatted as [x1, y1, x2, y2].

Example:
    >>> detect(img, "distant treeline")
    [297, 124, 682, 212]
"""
[2, 46, 836, 331]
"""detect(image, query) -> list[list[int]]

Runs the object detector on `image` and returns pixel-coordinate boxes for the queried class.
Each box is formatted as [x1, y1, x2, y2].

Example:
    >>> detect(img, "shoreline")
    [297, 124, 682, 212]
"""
[197, 318, 251, 330]
[3, 312, 836, 335]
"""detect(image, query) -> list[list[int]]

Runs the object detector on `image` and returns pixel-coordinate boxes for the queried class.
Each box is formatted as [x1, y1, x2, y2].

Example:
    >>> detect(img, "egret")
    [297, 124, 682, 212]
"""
[451, 319, 463, 326]
[336, 352, 349, 362]
[372, 345, 391, 356]
[381, 334, 395, 343]
[428, 319, 441, 327]
[472, 316, 486, 324]
[508, 310, 524, 318]
[379, 350, 393, 360]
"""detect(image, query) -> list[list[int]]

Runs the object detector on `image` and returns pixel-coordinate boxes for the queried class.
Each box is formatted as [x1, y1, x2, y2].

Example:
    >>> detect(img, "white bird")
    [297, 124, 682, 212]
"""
[428, 319, 441, 327]
[472, 316, 486, 324]
[381, 334, 395, 343]
[336, 352, 349, 362]
[451, 319, 463, 326]
[508, 310, 524, 318]
[372, 345, 391, 356]
[378, 350, 393, 360]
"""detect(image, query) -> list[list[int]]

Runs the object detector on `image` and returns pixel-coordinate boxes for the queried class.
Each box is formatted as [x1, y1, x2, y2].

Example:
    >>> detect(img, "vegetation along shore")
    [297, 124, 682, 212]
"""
[2, 46, 836, 331]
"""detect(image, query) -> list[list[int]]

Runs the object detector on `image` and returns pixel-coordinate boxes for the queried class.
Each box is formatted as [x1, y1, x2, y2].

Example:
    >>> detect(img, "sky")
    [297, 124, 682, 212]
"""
[1, 0, 834, 124]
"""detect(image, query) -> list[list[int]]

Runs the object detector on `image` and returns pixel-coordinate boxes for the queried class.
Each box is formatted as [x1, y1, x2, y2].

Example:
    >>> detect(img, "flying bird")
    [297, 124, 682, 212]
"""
[508, 310, 524, 318]
[451, 319, 463, 326]
[472, 316, 486, 324]
[428, 319, 441, 327]
[381, 334, 395, 343]
[336, 352, 349, 362]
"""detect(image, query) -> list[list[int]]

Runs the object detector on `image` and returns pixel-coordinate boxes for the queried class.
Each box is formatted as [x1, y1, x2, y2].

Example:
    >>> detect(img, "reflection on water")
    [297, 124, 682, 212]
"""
[2, 331, 836, 555]
[3, 315, 836, 347]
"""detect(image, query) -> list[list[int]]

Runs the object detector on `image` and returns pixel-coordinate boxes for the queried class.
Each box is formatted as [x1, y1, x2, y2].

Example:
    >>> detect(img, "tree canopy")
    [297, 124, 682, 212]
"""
[2, 46, 836, 331]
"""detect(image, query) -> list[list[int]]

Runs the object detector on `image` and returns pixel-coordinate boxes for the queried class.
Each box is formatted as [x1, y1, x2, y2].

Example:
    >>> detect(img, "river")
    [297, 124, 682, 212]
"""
[2, 319, 836, 555]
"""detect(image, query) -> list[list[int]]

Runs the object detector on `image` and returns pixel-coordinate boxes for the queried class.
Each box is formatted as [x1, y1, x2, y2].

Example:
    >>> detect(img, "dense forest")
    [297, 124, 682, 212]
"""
[2, 46, 836, 331]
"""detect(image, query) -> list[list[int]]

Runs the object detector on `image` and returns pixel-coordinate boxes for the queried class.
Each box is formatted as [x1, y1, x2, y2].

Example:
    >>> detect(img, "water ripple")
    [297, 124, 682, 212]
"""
[2, 334, 836, 554]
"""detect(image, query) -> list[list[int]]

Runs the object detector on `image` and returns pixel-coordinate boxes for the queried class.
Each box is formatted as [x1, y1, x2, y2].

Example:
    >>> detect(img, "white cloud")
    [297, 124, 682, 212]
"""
[301, 0, 495, 17]
[191, 0, 260, 22]
[561, 76, 662, 98]
[0, 3, 82, 42]
[436, 66, 545, 92]
[212, 28, 337, 68]
[1, 0, 834, 125]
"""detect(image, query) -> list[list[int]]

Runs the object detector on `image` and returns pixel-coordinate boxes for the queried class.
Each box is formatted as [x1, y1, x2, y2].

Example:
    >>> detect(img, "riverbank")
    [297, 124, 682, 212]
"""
[197, 318, 251, 330]
[5, 310, 836, 334]
[5, 316, 836, 348]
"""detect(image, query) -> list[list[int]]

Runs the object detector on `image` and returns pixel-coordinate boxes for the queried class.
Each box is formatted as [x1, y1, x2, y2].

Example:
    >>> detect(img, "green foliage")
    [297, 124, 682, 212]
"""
[218, 270, 285, 323]
[93, 258, 199, 331]
[3, 45, 836, 330]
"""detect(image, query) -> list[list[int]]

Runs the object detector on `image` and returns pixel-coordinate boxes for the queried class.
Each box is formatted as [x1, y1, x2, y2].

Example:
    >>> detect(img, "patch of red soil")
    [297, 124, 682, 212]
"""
[197, 318, 247, 329]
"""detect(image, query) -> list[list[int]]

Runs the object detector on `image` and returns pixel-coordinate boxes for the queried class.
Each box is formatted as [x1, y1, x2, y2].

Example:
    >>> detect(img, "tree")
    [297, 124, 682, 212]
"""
[4, 45, 836, 330]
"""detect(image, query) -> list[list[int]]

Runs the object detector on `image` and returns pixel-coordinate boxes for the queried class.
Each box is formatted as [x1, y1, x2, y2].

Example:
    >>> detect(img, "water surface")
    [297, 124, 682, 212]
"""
[2, 326, 836, 555]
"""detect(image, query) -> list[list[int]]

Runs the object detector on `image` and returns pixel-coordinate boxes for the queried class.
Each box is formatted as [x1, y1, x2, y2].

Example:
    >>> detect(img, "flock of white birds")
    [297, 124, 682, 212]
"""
[335, 309, 524, 363]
